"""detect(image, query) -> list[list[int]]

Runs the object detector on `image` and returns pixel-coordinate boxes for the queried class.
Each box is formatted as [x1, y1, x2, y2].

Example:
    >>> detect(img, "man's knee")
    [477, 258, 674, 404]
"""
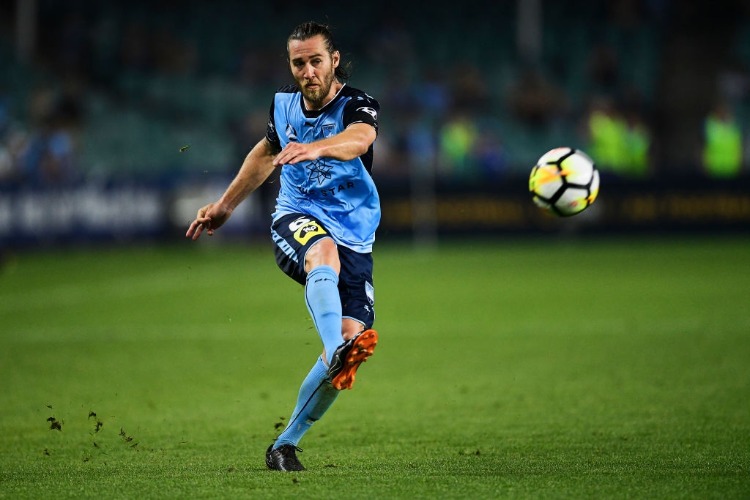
[305, 237, 340, 274]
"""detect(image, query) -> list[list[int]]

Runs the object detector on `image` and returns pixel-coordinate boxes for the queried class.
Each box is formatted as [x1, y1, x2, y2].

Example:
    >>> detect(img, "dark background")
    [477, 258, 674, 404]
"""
[1, 0, 749, 246]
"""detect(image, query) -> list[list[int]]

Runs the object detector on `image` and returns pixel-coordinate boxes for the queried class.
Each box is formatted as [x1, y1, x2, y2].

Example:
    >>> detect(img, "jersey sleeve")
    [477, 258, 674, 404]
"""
[342, 92, 380, 134]
[265, 96, 282, 154]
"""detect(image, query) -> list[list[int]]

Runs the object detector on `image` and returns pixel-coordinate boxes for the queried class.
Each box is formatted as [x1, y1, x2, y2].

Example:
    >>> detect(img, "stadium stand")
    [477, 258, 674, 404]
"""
[1, 0, 747, 184]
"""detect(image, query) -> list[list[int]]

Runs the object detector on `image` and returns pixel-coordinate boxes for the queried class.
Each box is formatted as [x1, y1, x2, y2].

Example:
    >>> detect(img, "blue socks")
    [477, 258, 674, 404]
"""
[305, 265, 343, 365]
[274, 356, 339, 448]
[273, 265, 343, 449]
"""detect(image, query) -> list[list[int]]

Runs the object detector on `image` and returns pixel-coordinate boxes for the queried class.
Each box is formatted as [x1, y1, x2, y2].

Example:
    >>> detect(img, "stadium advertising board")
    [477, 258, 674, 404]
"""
[1, 176, 748, 247]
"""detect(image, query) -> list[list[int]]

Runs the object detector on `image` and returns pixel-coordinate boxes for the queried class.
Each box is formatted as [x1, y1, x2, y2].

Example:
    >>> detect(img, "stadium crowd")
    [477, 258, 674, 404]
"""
[1, 0, 749, 188]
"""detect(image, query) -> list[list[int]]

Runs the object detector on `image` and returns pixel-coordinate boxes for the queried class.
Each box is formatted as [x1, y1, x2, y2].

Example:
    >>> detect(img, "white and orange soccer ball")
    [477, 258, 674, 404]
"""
[529, 147, 600, 217]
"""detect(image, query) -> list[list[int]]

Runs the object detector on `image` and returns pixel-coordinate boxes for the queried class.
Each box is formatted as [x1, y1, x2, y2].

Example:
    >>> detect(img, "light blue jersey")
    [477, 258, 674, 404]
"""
[266, 84, 381, 253]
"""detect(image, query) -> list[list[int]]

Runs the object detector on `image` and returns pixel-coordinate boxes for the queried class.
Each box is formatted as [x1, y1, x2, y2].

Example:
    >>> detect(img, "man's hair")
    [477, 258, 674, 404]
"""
[287, 21, 351, 81]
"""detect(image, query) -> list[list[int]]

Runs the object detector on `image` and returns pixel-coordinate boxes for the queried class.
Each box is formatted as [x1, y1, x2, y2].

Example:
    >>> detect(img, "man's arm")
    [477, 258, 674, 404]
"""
[186, 137, 277, 240]
[272, 123, 376, 167]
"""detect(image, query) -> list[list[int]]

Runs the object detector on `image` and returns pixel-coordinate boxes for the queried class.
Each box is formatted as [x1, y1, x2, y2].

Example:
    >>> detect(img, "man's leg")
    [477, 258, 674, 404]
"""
[267, 217, 376, 469]
[273, 356, 339, 448]
[305, 267, 344, 365]
[327, 247, 378, 390]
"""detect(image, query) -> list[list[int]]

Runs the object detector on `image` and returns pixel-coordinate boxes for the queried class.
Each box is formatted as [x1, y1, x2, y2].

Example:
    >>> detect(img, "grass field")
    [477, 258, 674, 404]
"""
[1, 236, 749, 498]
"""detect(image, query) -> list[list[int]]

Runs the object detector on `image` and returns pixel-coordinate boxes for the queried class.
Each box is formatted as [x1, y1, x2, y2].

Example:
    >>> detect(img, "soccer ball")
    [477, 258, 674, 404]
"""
[529, 147, 600, 217]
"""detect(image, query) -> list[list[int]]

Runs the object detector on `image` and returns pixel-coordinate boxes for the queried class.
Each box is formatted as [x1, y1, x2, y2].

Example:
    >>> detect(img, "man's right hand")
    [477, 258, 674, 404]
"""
[185, 202, 233, 240]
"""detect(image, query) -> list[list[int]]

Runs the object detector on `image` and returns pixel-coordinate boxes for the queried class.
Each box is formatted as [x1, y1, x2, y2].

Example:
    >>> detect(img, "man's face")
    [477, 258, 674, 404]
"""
[288, 35, 340, 110]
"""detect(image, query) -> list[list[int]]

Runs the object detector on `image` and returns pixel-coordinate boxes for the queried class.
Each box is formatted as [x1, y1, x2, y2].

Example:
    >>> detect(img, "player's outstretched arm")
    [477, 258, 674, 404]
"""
[186, 138, 277, 240]
[272, 123, 376, 166]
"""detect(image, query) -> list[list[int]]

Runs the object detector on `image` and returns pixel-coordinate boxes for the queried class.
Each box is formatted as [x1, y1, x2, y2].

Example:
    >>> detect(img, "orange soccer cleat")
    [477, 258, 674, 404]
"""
[328, 329, 378, 390]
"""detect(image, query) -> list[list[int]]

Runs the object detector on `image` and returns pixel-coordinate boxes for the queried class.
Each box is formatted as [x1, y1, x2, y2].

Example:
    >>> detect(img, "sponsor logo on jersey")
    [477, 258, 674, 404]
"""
[320, 181, 355, 197]
[288, 216, 312, 231]
[356, 107, 378, 120]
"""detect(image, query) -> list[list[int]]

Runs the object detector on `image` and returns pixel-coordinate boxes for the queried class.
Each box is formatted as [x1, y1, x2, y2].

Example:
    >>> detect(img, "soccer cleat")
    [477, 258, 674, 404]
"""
[328, 329, 378, 390]
[266, 444, 305, 472]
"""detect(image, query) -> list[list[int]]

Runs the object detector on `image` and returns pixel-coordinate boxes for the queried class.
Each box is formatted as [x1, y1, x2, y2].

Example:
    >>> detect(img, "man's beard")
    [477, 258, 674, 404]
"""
[301, 72, 336, 109]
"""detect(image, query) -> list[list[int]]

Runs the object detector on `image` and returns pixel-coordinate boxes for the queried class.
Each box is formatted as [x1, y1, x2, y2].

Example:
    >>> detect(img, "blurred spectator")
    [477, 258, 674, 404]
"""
[16, 86, 82, 186]
[450, 62, 491, 114]
[0, 89, 26, 184]
[702, 101, 742, 178]
[0, 99, 12, 181]
[20, 119, 78, 186]
[623, 109, 650, 177]
[0, 146, 11, 181]
[0, 128, 29, 185]
[405, 115, 438, 175]
[586, 96, 628, 175]
[380, 69, 418, 117]
[587, 44, 621, 95]
[438, 112, 478, 181]
[474, 129, 509, 180]
[378, 109, 434, 181]
[586, 94, 653, 178]
[414, 69, 450, 120]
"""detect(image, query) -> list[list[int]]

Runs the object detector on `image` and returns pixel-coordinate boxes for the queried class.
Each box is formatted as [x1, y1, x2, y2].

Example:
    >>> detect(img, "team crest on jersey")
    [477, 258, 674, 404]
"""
[289, 217, 327, 245]
[322, 123, 335, 138]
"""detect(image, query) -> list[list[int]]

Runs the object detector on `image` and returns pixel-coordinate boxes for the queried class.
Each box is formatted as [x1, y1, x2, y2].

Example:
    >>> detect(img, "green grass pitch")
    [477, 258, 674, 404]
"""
[1, 236, 749, 498]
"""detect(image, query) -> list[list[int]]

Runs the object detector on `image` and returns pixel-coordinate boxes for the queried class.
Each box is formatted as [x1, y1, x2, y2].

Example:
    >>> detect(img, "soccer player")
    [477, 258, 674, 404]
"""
[186, 21, 380, 472]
